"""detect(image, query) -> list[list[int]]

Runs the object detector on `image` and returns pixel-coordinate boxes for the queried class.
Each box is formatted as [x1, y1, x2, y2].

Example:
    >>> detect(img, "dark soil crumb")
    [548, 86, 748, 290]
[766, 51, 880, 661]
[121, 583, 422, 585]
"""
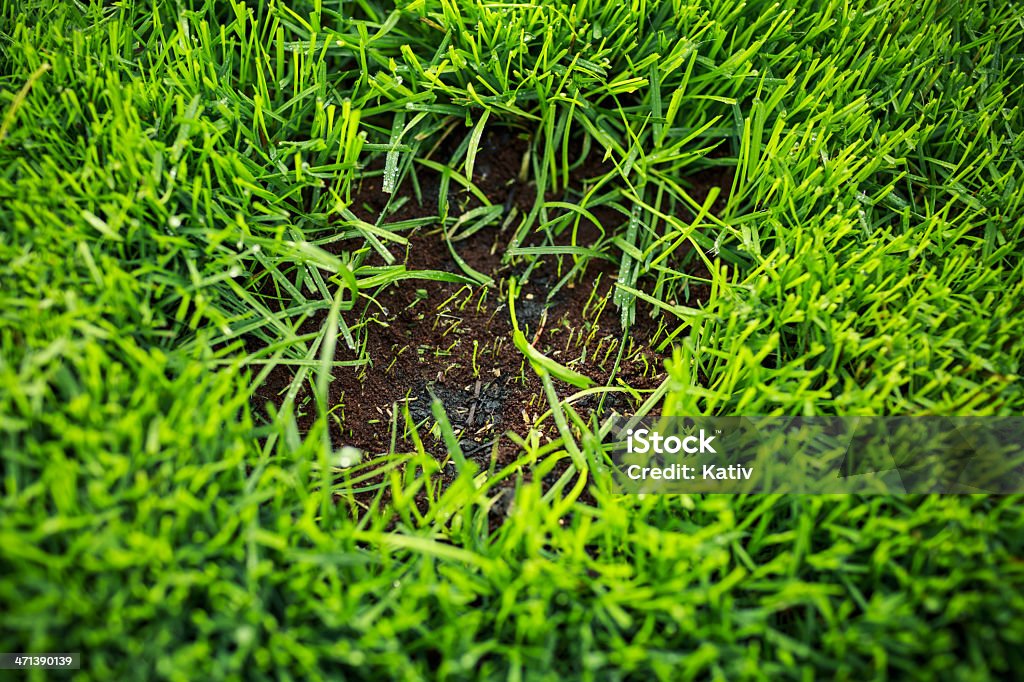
[250, 128, 732, 514]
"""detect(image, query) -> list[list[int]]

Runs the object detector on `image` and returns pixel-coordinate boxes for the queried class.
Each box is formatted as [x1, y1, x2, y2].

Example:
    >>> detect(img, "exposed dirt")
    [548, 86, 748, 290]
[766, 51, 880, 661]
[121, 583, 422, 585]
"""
[250, 127, 732, 509]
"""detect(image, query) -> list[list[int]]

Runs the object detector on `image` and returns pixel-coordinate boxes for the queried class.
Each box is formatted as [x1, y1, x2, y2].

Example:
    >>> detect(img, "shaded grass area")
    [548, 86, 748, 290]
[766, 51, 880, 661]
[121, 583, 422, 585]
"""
[2, 0, 1024, 679]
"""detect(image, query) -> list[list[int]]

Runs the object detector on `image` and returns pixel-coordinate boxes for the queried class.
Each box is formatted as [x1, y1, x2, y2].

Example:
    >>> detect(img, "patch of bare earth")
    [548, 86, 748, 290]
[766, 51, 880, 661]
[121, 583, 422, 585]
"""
[252, 128, 731, 503]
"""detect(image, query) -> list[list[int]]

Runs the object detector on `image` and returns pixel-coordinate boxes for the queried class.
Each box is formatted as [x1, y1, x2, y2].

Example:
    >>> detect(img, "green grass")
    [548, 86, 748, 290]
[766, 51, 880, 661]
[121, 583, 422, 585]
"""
[2, 0, 1024, 679]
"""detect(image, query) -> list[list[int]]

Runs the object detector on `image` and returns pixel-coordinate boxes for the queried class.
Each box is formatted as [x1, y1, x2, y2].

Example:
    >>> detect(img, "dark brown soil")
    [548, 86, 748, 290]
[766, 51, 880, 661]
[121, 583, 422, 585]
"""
[250, 127, 732, 500]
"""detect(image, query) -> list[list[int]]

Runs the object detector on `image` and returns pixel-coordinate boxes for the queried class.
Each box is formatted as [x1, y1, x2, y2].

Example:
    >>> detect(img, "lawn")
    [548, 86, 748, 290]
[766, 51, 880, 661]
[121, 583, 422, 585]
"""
[2, 0, 1024, 679]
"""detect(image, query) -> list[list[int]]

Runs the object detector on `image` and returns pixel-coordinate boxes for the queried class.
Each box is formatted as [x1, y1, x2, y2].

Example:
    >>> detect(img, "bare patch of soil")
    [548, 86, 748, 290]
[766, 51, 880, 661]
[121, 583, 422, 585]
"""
[251, 128, 731, 490]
